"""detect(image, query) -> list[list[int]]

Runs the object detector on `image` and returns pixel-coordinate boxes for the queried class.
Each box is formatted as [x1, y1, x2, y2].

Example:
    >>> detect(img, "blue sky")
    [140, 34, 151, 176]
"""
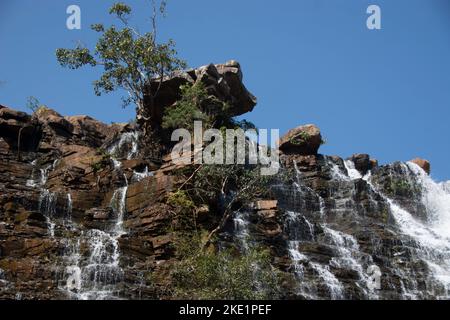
[0, 0, 449, 180]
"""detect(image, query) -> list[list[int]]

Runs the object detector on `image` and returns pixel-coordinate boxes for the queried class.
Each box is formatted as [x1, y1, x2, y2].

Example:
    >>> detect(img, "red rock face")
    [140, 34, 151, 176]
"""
[0, 62, 446, 301]
[0, 103, 182, 299]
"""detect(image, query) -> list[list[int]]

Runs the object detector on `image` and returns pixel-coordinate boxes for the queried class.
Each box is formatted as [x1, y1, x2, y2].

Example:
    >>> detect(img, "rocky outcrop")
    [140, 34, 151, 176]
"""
[0, 106, 41, 152]
[409, 158, 430, 175]
[143, 60, 257, 124]
[279, 124, 322, 155]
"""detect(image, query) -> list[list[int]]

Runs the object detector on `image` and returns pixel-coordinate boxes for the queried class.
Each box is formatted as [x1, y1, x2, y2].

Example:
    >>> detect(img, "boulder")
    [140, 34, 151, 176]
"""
[410, 158, 431, 175]
[279, 124, 322, 155]
[143, 60, 257, 124]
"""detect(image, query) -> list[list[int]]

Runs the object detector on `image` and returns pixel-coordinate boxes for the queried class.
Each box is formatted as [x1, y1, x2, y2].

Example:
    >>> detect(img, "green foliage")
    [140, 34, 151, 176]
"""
[56, 47, 96, 70]
[381, 174, 422, 197]
[184, 164, 272, 209]
[388, 179, 414, 196]
[109, 2, 132, 19]
[290, 131, 310, 145]
[162, 82, 256, 131]
[26, 96, 42, 113]
[167, 190, 195, 210]
[171, 234, 280, 299]
[90, 148, 112, 173]
[162, 83, 211, 131]
[56, 1, 186, 115]
[167, 190, 197, 230]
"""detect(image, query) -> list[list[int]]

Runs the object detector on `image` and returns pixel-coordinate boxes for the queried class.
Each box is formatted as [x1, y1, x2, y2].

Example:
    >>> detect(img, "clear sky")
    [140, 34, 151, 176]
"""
[1, 0, 449, 180]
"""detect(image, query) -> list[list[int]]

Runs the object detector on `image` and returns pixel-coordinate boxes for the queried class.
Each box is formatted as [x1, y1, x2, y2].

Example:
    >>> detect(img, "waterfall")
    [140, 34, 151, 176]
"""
[56, 132, 136, 300]
[309, 262, 344, 299]
[131, 167, 154, 183]
[38, 189, 57, 237]
[322, 225, 378, 298]
[365, 162, 450, 298]
[233, 211, 251, 252]
[281, 162, 349, 299]
[278, 159, 388, 299]
[110, 186, 128, 236]
[441, 181, 450, 194]
[26, 160, 60, 236]
[61, 185, 128, 300]
[108, 131, 139, 160]
[344, 160, 362, 180]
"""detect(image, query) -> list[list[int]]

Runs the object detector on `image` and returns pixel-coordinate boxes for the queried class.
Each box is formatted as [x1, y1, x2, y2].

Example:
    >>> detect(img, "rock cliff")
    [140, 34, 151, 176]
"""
[1, 62, 450, 300]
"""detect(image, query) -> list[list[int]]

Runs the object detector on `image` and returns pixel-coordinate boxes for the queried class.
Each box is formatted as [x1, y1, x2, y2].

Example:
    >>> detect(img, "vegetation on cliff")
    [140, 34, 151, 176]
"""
[56, 1, 186, 127]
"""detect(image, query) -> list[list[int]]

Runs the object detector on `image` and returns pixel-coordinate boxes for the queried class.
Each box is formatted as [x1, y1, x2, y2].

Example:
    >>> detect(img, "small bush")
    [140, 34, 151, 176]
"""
[171, 239, 281, 300]
[162, 83, 211, 131]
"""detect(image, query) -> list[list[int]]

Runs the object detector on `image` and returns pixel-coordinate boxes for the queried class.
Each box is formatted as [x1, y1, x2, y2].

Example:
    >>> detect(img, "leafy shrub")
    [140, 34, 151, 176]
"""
[162, 82, 212, 131]
[171, 234, 281, 300]
[167, 190, 197, 230]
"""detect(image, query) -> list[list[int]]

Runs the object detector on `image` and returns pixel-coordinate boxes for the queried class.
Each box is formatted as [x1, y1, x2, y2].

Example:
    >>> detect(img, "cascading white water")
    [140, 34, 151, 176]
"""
[108, 131, 139, 160]
[344, 160, 362, 180]
[284, 162, 349, 299]
[328, 159, 350, 182]
[322, 225, 378, 298]
[283, 159, 387, 299]
[441, 181, 450, 194]
[309, 262, 344, 299]
[233, 211, 251, 252]
[39, 189, 57, 237]
[62, 185, 128, 300]
[131, 167, 154, 183]
[27, 160, 60, 236]
[363, 162, 450, 298]
[110, 186, 128, 236]
[60, 132, 136, 299]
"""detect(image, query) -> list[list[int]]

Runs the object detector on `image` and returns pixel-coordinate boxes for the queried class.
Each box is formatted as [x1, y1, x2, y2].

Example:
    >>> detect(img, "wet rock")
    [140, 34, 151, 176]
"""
[348, 154, 371, 175]
[86, 207, 112, 220]
[279, 124, 322, 155]
[370, 162, 427, 221]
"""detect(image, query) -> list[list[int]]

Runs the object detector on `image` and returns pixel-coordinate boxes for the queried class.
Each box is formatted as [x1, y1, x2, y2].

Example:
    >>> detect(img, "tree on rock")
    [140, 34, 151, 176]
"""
[56, 1, 186, 130]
